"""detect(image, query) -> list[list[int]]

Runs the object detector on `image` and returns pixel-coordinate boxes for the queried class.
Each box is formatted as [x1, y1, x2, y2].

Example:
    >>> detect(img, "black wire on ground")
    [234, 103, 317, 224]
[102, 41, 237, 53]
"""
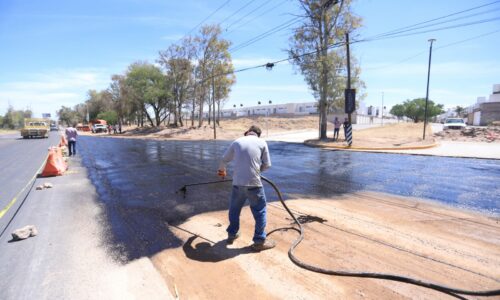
[260, 176, 500, 298]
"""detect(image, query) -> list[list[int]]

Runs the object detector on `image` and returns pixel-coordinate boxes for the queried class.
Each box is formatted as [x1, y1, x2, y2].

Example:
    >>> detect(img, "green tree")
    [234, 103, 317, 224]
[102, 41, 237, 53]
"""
[389, 104, 405, 119]
[455, 105, 465, 117]
[395, 98, 444, 123]
[126, 62, 172, 127]
[97, 111, 118, 124]
[158, 37, 197, 127]
[289, 0, 363, 139]
[194, 24, 234, 127]
[109, 74, 142, 126]
[57, 106, 79, 126]
[2, 106, 31, 129]
[86, 89, 114, 120]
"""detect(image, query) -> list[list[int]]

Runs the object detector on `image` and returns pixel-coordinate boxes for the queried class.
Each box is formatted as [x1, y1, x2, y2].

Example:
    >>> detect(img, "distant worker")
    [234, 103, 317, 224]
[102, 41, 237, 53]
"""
[218, 125, 274, 251]
[333, 117, 341, 141]
[65, 123, 78, 156]
[113, 124, 118, 134]
[343, 118, 350, 141]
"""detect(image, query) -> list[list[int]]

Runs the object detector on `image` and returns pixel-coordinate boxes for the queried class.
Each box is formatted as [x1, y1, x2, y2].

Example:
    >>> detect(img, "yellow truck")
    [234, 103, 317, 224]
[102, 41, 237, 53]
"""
[20, 118, 50, 139]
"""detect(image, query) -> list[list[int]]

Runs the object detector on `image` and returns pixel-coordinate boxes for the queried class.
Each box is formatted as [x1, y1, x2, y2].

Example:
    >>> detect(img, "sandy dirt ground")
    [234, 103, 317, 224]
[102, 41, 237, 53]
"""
[116, 116, 320, 141]
[312, 122, 435, 148]
[91, 116, 439, 149]
[152, 192, 500, 299]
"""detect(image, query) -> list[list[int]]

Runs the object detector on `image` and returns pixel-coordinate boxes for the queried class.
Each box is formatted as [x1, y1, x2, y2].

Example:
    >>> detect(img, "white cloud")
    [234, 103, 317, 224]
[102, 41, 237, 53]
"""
[0, 69, 110, 116]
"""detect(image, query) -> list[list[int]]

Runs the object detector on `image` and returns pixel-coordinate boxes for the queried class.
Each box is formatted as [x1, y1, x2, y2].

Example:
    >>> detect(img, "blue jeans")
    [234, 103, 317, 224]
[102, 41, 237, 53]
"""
[227, 185, 267, 243]
[68, 141, 76, 156]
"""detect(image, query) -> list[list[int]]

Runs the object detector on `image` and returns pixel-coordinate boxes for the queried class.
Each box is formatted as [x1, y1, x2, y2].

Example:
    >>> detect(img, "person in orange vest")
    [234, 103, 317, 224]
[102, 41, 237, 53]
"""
[65, 123, 78, 156]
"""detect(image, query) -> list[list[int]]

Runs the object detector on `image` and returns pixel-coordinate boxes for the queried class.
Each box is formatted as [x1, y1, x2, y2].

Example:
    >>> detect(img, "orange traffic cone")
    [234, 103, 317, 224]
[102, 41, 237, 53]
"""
[59, 135, 68, 147]
[55, 147, 68, 171]
[41, 148, 66, 177]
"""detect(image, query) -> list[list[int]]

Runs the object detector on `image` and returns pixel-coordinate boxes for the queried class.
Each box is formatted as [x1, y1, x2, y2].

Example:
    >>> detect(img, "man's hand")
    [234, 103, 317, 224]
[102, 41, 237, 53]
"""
[217, 169, 227, 178]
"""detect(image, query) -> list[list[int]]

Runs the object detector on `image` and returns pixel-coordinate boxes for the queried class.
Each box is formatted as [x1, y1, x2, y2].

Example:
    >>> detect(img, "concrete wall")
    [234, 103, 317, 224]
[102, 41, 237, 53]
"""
[479, 102, 500, 126]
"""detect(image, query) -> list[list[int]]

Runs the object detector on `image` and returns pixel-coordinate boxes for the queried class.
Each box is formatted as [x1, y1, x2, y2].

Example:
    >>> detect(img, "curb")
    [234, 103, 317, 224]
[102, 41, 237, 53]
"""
[304, 139, 440, 151]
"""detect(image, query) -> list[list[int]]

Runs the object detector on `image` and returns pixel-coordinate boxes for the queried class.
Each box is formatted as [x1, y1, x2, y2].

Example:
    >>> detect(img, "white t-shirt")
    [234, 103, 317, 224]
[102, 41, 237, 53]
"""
[219, 133, 271, 187]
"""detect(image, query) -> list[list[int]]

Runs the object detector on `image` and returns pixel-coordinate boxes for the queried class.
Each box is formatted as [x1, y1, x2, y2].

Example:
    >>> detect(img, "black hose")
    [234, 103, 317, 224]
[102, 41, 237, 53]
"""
[260, 176, 500, 298]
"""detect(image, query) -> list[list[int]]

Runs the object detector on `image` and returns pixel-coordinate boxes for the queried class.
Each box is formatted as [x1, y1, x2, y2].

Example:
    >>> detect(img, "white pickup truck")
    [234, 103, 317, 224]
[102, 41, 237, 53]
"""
[92, 124, 108, 133]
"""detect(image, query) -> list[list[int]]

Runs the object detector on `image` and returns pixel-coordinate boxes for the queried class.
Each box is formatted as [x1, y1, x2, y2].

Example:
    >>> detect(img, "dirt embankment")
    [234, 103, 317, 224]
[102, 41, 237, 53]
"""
[309, 122, 435, 148]
[116, 116, 320, 141]
[434, 126, 500, 143]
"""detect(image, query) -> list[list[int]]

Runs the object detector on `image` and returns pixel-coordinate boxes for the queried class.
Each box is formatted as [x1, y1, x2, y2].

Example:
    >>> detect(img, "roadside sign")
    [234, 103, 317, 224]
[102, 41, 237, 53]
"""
[345, 89, 356, 114]
[42, 113, 51, 118]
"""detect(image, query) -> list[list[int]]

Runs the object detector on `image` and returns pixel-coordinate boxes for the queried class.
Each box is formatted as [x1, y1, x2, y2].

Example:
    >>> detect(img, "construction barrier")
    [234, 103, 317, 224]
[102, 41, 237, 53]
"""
[41, 147, 67, 177]
[59, 135, 68, 147]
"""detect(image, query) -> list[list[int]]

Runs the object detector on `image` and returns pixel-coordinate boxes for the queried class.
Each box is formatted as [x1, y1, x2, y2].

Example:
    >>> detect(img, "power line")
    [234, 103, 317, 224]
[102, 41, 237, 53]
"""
[366, 16, 500, 41]
[185, 0, 232, 36]
[324, 27, 500, 72]
[224, 0, 272, 31]
[375, 6, 500, 39]
[229, 17, 304, 53]
[218, 0, 258, 26]
[205, 2, 500, 81]
[435, 28, 500, 50]
[375, 0, 500, 38]
[225, 0, 290, 35]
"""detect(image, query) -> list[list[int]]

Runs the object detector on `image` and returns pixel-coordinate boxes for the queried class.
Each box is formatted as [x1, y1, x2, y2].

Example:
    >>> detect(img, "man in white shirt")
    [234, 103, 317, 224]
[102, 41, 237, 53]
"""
[218, 125, 274, 251]
[65, 124, 78, 156]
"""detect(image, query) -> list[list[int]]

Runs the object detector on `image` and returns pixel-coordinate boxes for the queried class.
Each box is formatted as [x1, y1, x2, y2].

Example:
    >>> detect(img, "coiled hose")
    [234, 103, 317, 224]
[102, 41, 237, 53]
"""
[260, 176, 500, 298]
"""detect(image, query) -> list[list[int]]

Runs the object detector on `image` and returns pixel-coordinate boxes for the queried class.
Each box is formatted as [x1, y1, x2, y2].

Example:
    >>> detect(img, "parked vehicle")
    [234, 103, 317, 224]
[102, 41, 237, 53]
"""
[20, 118, 50, 138]
[92, 124, 108, 133]
[443, 118, 466, 130]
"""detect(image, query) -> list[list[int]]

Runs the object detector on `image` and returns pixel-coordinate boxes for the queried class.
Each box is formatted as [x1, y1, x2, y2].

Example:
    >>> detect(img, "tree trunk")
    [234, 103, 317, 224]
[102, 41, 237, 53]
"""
[216, 100, 220, 125]
[319, 10, 328, 140]
[198, 95, 204, 127]
[208, 99, 212, 125]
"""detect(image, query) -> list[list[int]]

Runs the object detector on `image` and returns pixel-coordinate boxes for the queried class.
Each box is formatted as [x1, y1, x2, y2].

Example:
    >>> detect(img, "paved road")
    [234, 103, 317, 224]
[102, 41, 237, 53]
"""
[0, 132, 59, 234]
[73, 136, 500, 263]
[1, 134, 498, 299]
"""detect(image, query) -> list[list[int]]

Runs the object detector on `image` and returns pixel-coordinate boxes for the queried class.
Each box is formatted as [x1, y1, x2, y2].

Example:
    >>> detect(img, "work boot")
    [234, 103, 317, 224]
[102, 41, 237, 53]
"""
[227, 232, 240, 245]
[251, 239, 276, 251]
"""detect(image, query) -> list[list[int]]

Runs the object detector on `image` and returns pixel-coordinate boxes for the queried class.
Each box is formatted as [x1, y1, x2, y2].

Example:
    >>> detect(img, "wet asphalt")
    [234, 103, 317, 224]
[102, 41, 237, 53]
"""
[78, 136, 500, 262]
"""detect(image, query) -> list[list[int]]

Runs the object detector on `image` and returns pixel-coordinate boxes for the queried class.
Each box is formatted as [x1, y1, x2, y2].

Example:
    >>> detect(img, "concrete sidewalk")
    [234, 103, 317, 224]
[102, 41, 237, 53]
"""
[267, 129, 500, 160]
[380, 140, 500, 159]
[0, 156, 173, 300]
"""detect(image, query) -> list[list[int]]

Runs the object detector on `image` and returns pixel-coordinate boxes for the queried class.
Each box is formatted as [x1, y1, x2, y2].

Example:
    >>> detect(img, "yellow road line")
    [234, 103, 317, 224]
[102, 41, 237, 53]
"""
[0, 154, 48, 219]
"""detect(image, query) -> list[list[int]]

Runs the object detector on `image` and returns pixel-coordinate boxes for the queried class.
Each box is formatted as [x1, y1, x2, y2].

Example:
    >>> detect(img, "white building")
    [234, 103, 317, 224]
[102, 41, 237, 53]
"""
[221, 102, 318, 117]
[465, 84, 500, 126]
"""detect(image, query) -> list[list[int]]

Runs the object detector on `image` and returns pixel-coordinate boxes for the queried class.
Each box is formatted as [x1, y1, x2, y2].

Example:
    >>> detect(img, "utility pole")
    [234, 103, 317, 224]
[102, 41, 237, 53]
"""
[423, 38, 436, 140]
[345, 32, 354, 146]
[212, 71, 216, 140]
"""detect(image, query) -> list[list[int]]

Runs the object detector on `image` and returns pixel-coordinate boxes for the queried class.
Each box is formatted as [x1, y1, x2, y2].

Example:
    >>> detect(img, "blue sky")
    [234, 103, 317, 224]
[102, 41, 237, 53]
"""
[1, 0, 499, 118]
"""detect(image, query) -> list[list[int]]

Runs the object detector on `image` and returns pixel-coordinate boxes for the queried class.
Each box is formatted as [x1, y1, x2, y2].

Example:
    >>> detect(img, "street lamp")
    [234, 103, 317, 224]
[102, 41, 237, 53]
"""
[423, 38, 436, 140]
[258, 101, 270, 137]
[381, 92, 384, 126]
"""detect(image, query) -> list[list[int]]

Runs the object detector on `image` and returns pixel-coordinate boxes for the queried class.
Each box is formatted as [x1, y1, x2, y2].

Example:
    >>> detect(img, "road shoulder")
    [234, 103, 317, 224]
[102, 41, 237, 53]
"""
[0, 156, 173, 300]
